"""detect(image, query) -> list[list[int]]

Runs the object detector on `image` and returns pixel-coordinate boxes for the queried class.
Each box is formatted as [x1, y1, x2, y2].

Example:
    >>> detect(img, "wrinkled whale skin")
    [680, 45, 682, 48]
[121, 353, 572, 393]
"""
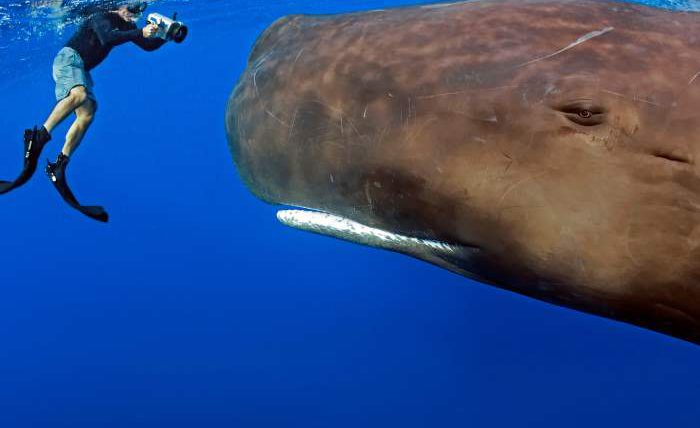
[227, 0, 700, 344]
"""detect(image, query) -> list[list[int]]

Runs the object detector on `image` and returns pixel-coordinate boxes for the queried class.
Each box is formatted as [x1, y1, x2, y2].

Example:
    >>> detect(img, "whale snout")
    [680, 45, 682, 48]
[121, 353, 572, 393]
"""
[227, 0, 700, 345]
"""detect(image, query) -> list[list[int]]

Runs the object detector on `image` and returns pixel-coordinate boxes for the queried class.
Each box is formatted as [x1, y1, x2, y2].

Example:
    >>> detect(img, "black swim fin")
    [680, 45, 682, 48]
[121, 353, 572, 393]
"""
[46, 153, 109, 223]
[0, 126, 51, 195]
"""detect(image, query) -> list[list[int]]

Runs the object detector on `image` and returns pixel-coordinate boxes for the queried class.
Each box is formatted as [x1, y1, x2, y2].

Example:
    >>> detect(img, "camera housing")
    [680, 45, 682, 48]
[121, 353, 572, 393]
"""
[146, 13, 188, 43]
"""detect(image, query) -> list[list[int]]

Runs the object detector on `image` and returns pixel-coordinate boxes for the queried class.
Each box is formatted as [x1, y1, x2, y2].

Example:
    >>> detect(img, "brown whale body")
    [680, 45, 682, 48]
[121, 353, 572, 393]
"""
[226, 0, 700, 344]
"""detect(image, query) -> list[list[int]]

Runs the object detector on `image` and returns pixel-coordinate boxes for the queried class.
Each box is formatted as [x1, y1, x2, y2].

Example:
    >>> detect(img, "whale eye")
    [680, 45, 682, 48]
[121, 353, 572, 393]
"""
[557, 102, 606, 126]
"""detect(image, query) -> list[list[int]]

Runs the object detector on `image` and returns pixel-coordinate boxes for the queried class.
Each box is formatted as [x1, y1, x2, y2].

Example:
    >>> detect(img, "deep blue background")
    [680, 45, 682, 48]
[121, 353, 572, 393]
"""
[0, 1, 698, 427]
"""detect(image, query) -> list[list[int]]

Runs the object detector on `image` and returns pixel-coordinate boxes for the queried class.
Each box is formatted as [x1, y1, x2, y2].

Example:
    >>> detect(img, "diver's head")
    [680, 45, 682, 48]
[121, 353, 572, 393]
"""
[116, 1, 148, 23]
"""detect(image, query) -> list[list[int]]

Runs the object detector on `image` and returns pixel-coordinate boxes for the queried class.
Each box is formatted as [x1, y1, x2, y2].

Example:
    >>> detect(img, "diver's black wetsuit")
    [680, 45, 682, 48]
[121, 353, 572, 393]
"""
[66, 12, 165, 70]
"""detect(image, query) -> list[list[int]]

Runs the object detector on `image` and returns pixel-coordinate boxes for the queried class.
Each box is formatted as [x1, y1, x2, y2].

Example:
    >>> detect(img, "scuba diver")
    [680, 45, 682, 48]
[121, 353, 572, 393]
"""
[0, 1, 170, 222]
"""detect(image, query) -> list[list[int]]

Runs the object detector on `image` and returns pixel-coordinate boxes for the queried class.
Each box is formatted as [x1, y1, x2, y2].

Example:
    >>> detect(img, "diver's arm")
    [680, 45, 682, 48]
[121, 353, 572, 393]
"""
[132, 35, 167, 51]
[90, 14, 140, 46]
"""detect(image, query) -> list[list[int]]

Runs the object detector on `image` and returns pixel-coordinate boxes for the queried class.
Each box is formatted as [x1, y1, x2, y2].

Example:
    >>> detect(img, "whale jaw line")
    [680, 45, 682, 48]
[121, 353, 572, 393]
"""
[276, 208, 484, 279]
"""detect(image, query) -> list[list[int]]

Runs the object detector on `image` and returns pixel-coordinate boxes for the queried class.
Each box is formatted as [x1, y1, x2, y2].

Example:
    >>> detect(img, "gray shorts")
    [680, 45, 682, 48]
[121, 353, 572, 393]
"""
[52, 47, 96, 102]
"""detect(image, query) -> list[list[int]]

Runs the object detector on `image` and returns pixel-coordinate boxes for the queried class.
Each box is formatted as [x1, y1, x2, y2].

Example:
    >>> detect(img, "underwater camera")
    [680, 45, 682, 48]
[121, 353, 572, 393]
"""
[146, 13, 188, 43]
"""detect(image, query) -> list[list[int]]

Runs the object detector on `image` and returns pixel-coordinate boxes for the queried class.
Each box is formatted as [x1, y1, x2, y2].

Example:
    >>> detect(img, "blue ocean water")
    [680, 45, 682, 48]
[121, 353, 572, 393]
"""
[0, 0, 698, 427]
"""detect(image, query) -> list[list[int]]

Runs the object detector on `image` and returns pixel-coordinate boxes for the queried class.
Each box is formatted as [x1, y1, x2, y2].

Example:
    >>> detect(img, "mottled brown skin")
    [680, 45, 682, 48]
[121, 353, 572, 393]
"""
[226, 0, 700, 344]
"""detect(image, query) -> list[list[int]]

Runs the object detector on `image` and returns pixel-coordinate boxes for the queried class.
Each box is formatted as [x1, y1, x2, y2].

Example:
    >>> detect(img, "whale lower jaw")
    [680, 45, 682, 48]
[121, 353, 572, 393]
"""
[276, 209, 483, 278]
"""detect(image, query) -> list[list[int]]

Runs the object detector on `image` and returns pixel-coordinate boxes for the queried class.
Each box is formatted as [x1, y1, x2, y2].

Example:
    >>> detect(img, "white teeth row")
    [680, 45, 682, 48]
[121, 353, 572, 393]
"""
[276, 209, 462, 255]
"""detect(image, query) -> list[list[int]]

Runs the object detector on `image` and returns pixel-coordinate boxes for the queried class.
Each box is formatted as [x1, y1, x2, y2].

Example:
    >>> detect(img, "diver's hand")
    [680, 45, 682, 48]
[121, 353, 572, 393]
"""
[142, 24, 157, 38]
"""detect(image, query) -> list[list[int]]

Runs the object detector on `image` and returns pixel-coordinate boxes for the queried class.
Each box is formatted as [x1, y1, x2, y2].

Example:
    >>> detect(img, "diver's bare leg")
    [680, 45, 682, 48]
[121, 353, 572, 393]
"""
[44, 95, 107, 223]
[43, 86, 89, 133]
[61, 98, 96, 157]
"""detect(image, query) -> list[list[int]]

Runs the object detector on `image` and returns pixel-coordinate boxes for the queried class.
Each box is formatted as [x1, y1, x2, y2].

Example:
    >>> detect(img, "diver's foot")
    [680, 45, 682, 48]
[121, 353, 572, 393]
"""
[45, 153, 108, 223]
[24, 126, 51, 161]
[0, 126, 53, 195]
[45, 152, 68, 183]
